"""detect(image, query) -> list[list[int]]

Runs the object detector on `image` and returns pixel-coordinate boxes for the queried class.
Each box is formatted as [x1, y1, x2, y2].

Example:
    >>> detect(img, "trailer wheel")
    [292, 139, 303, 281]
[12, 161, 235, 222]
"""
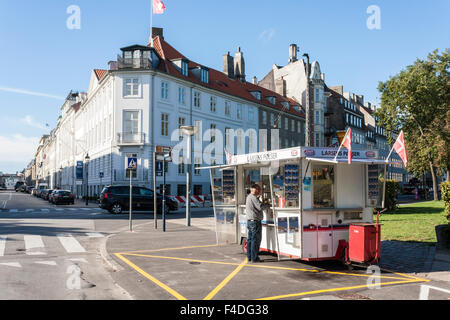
[241, 237, 247, 254]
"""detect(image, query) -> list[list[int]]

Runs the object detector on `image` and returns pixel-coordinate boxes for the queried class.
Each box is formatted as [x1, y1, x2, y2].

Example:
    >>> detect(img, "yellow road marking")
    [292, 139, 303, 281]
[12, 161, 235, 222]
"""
[122, 253, 413, 281]
[114, 253, 187, 300]
[116, 244, 219, 255]
[204, 259, 248, 300]
[257, 278, 430, 300]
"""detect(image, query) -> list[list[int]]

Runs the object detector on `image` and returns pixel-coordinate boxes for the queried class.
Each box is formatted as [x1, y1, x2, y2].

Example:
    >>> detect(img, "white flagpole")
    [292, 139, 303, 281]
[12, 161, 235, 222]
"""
[150, 0, 153, 47]
[333, 128, 349, 162]
[385, 144, 395, 163]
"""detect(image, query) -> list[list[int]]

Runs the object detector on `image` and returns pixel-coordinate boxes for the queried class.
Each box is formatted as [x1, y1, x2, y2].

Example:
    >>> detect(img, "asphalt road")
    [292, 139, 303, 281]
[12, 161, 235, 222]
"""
[0, 189, 174, 300]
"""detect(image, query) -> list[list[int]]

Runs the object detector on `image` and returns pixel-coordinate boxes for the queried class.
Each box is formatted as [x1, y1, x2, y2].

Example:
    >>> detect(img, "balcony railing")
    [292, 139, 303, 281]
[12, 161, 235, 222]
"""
[117, 55, 152, 69]
[117, 132, 145, 145]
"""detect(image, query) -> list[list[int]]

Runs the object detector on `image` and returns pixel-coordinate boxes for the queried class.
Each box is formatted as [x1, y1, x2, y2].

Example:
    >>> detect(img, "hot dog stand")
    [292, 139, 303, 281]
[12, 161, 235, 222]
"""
[202, 146, 397, 265]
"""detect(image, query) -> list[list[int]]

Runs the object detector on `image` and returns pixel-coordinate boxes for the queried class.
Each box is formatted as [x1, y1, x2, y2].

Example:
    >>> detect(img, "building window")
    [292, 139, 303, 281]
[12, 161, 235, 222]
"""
[161, 81, 169, 100]
[177, 184, 186, 196]
[315, 88, 320, 102]
[161, 113, 169, 136]
[270, 113, 275, 127]
[178, 87, 186, 105]
[194, 91, 201, 108]
[225, 127, 231, 149]
[315, 111, 320, 125]
[237, 104, 242, 119]
[124, 111, 139, 134]
[178, 117, 185, 139]
[291, 119, 295, 132]
[210, 96, 217, 112]
[200, 68, 209, 83]
[315, 132, 320, 147]
[194, 120, 202, 141]
[194, 185, 203, 195]
[124, 78, 139, 97]
[248, 108, 254, 122]
[178, 156, 185, 174]
[297, 121, 301, 133]
[225, 101, 231, 116]
[181, 61, 188, 77]
[210, 124, 216, 143]
[262, 111, 267, 125]
[194, 158, 201, 175]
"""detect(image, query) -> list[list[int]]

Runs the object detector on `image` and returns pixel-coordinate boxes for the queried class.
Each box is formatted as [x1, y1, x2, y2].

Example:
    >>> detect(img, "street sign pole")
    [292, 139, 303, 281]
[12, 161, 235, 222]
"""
[129, 170, 132, 232]
[153, 151, 157, 229]
[162, 161, 166, 232]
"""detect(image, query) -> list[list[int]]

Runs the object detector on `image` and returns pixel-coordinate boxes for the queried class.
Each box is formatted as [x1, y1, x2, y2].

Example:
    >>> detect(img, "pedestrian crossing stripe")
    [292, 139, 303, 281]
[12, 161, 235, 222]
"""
[34, 261, 57, 266]
[0, 262, 21, 268]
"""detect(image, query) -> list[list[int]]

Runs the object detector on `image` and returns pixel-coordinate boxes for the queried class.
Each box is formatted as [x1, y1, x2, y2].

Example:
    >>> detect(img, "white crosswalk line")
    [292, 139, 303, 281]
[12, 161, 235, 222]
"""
[24, 235, 46, 255]
[68, 208, 77, 211]
[80, 208, 91, 211]
[57, 234, 86, 253]
[0, 236, 6, 257]
[40, 209, 49, 212]
[34, 261, 57, 266]
[25, 209, 34, 212]
[86, 232, 104, 238]
[55, 209, 64, 211]
[0, 262, 22, 268]
[9, 209, 18, 213]
[68, 258, 88, 263]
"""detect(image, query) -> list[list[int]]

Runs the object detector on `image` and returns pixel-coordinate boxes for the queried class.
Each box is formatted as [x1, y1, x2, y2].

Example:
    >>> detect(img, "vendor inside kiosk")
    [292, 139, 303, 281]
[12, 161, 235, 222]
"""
[204, 147, 393, 264]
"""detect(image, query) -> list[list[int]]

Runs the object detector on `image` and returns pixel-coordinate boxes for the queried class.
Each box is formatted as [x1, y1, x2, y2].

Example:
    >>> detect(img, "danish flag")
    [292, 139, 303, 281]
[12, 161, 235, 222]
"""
[393, 130, 408, 167]
[225, 148, 232, 165]
[153, 0, 166, 14]
[342, 128, 353, 164]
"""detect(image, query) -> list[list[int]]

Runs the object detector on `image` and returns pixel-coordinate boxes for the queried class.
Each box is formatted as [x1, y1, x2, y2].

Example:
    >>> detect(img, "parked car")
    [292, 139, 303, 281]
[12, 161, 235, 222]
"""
[48, 190, 58, 203]
[31, 188, 37, 196]
[0, 183, 6, 190]
[14, 181, 24, 192]
[26, 186, 34, 194]
[41, 189, 53, 200]
[35, 184, 48, 197]
[19, 184, 27, 192]
[51, 190, 75, 205]
[99, 185, 178, 214]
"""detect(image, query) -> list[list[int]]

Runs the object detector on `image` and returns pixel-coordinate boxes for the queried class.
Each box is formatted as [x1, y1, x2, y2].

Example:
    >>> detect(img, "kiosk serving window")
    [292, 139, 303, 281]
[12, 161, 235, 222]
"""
[312, 164, 335, 208]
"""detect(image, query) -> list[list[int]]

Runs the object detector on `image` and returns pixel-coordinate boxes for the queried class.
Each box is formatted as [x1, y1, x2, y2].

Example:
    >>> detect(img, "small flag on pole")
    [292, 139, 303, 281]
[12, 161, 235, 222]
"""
[393, 130, 408, 167]
[225, 148, 232, 165]
[339, 128, 352, 164]
[153, 0, 166, 14]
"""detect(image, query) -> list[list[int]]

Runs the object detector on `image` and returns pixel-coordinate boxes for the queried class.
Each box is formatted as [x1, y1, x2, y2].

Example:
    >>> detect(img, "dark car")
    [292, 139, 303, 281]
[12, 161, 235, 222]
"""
[41, 189, 53, 200]
[26, 186, 34, 194]
[51, 190, 75, 205]
[15, 181, 24, 192]
[99, 185, 178, 214]
[0, 183, 6, 190]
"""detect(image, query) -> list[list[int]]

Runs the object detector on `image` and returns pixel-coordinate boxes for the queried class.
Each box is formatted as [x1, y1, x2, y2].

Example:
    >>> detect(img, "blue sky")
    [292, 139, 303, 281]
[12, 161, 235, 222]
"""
[0, 0, 449, 173]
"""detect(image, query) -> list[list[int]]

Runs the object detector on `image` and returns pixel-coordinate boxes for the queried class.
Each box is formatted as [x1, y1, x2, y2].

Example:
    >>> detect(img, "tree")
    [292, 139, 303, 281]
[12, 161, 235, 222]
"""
[376, 49, 450, 200]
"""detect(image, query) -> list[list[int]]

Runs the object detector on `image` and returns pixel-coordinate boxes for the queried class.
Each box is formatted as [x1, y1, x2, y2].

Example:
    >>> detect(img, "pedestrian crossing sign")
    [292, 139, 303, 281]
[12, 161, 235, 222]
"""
[126, 157, 137, 170]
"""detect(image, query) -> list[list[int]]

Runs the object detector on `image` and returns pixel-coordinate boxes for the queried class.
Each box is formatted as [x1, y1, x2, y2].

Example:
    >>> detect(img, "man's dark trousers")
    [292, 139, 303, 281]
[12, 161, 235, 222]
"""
[247, 220, 262, 262]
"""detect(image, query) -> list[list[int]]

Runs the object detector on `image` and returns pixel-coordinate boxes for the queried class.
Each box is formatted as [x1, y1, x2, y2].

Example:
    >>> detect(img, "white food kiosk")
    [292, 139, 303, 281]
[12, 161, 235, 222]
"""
[202, 147, 395, 263]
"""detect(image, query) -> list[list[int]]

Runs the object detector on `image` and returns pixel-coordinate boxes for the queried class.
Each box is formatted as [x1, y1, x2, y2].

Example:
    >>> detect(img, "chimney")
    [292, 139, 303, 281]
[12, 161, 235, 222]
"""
[108, 61, 118, 70]
[289, 44, 298, 63]
[252, 76, 258, 85]
[223, 52, 234, 78]
[151, 27, 164, 40]
[234, 47, 246, 82]
[275, 78, 286, 97]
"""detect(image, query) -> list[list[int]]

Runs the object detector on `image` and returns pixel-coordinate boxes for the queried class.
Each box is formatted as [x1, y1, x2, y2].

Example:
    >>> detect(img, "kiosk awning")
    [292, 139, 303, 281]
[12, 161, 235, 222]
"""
[305, 157, 400, 165]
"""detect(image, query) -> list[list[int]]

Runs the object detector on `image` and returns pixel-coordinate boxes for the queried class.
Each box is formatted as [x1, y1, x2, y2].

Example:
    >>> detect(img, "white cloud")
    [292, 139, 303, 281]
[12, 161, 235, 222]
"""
[0, 134, 39, 166]
[0, 86, 65, 100]
[258, 28, 276, 42]
[20, 115, 46, 130]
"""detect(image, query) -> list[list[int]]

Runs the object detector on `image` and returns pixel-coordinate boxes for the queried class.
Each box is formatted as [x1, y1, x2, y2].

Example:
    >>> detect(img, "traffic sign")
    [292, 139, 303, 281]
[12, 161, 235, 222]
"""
[156, 161, 163, 176]
[126, 157, 137, 170]
[155, 146, 172, 154]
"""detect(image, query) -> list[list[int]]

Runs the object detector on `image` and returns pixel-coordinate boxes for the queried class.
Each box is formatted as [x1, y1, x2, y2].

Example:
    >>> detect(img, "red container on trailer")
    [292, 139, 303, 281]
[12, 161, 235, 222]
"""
[348, 223, 380, 263]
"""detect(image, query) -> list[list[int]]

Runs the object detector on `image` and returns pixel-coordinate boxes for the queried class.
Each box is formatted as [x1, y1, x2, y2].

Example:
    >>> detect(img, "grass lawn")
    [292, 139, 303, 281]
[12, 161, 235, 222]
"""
[375, 201, 448, 244]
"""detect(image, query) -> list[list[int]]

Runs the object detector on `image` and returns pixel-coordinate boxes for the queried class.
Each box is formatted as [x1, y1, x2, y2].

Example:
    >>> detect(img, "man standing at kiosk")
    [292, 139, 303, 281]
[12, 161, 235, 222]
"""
[246, 184, 264, 263]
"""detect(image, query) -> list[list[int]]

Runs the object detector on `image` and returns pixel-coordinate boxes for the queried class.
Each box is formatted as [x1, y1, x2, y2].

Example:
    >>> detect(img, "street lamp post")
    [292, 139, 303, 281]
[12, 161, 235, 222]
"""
[59, 166, 63, 189]
[303, 53, 312, 147]
[85, 154, 90, 206]
[180, 125, 195, 227]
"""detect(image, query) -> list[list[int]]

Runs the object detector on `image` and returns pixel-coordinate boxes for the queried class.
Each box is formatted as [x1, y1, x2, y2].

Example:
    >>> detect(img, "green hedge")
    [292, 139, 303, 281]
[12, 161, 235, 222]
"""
[441, 181, 450, 222]
[380, 178, 400, 211]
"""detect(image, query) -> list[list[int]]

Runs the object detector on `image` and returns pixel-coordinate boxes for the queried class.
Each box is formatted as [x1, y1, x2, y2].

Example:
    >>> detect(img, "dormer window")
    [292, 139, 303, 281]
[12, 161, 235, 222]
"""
[250, 91, 261, 100]
[200, 68, 209, 83]
[281, 101, 290, 109]
[267, 96, 276, 105]
[181, 61, 189, 77]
